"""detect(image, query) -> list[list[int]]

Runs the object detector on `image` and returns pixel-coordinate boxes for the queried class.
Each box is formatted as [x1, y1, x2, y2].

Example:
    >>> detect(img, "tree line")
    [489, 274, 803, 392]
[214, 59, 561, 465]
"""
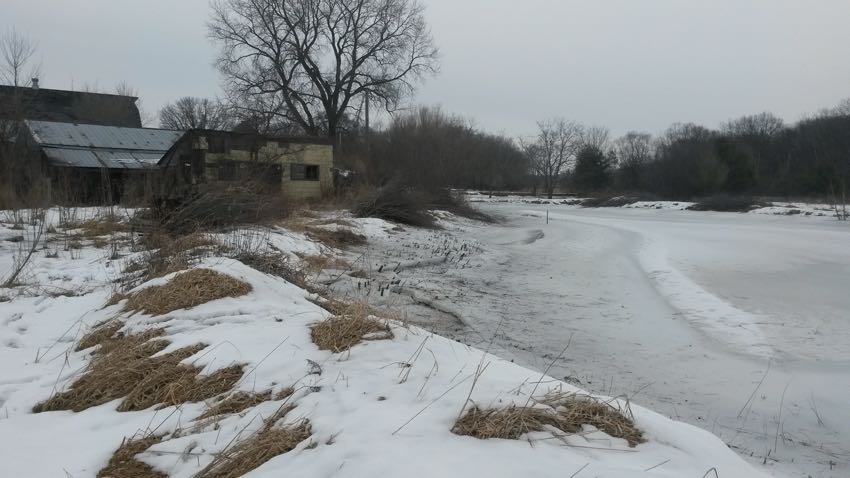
[4, 0, 849, 204]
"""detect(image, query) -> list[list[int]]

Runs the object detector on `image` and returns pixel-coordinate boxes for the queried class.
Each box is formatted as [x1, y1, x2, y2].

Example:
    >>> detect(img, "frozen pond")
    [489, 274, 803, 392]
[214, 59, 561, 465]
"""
[345, 204, 850, 477]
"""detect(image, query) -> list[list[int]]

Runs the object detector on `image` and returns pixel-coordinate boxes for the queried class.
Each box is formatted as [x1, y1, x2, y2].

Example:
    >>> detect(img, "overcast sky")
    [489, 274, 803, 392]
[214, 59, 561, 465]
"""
[4, 0, 850, 137]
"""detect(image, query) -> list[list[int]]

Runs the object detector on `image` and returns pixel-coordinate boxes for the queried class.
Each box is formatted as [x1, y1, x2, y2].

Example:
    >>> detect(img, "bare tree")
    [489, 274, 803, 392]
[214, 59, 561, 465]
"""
[613, 132, 652, 191]
[525, 118, 582, 199]
[159, 97, 231, 130]
[614, 132, 652, 167]
[0, 28, 41, 87]
[209, 0, 439, 137]
[578, 125, 611, 151]
[721, 112, 784, 138]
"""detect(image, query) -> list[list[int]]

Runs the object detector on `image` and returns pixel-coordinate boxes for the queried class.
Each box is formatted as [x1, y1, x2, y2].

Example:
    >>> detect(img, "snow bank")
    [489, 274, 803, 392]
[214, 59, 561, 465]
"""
[0, 212, 770, 477]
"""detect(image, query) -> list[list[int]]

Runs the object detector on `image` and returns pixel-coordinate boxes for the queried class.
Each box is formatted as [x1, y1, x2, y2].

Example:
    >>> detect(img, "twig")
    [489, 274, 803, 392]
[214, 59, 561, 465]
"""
[393, 371, 475, 435]
[569, 463, 589, 477]
[737, 360, 771, 418]
[525, 333, 573, 408]
[702, 467, 719, 478]
[644, 459, 670, 472]
[774, 379, 792, 453]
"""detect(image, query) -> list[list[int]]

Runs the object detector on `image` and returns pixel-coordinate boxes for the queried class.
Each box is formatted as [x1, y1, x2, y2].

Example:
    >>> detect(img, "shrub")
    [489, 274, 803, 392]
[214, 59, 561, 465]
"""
[353, 183, 436, 227]
[688, 194, 767, 212]
[147, 187, 290, 235]
[426, 188, 494, 222]
[581, 196, 639, 208]
[353, 184, 493, 227]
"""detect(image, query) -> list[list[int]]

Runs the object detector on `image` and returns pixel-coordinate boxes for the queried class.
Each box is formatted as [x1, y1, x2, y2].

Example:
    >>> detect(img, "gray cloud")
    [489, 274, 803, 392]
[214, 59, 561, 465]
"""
[4, 0, 849, 136]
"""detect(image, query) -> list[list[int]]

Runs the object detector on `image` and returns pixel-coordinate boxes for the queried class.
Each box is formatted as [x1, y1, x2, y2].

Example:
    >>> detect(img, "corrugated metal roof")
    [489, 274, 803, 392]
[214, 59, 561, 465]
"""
[41, 148, 163, 169]
[27, 120, 184, 151]
[26, 120, 185, 169]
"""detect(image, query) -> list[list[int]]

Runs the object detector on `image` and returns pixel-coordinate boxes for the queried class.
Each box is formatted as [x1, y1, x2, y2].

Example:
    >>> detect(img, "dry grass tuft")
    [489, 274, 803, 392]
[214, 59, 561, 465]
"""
[553, 396, 644, 447]
[299, 253, 351, 273]
[106, 291, 129, 307]
[34, 329, 169, 412]
[197, 405, 311, 478]
[453, 405, 563, 440]
[117, 358, 242, 412]
[122, 232, 220, 288]
[234, 251, 305, 286]
[80, 216, 128, 238]
[124, 269, 252, 316]
[97, 435, 166, 478]
[305, 227, 367, 249]
[75, 320, 125, 352]
[35, 328, 243, 413]
[197, 390, 273, 420]
[453, 395, 644, 447]
[311, 302, 393, 352]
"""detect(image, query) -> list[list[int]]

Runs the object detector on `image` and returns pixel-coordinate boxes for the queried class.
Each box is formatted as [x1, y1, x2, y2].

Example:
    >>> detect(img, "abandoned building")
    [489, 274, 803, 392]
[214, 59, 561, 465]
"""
[2, 84, 334, 203]
[158, 130, 334, 200]
[22, 122, 334, 203]
[0, 82, 142, 128]
[25, 120, 183, 203]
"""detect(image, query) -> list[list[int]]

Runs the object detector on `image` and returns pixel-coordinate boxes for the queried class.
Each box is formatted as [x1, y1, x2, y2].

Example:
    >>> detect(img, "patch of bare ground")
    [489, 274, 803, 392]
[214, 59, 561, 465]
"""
[97, 435, 166, 478]
[311, 301, 394, 352]
[452, 394, 645, 447]
[34, 326, 243, 413]
[123, 268, 252, 316]
[197, 405, 311, 478]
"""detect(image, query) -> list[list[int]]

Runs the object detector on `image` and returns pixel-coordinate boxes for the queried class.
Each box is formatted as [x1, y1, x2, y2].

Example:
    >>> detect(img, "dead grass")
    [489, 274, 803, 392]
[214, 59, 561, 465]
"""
[34, 329, 169, 412]
[123, 232, 220, 287]
[107, 291, 129, 307]
[197, 405, 311, 478]
[299, 253, 351, 273]
[124, 269, 252, 316]
[97, 435, 166, 478]
[119, 361, 243, 412]
[35, 329, 243, 413]
[234, 250, 305, 287]
[305, 227, 367, 249]
[197, 390, 273, 420]
[75, 320, 124, 352]
[311, 302, 393, 352]
[453, 405, 564, 440]
[80, 216, 128, 238]
[554, 396, 645, 447]
[309, 218, 356, 228]
[452, 395, 644, 447]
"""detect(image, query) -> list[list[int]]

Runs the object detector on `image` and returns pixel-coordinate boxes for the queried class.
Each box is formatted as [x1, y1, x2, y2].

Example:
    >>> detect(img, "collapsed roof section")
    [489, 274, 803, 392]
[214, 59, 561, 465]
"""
[26, 120, 186, 170]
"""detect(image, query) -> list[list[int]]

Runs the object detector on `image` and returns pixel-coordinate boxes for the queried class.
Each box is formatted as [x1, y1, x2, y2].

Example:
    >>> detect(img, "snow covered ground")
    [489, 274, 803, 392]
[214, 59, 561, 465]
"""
[0, 207, 771, 477]
[328, 201, 850, 478]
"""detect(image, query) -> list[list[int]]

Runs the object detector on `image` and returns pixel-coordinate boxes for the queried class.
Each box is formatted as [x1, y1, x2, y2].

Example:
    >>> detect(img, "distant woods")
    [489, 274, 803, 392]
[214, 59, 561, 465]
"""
[340, 107, 528, 193]
[343, 103, 850, 201]
[627, 108, 850, 199]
